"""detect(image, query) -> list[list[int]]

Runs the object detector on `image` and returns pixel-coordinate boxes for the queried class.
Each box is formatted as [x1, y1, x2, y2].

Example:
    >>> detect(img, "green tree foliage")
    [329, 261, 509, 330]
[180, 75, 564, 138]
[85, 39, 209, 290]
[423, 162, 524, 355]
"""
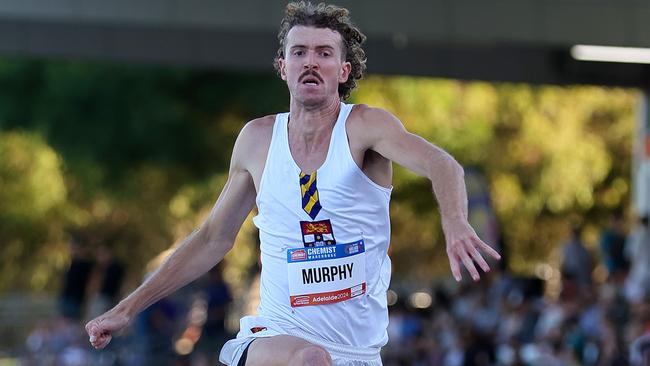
[0, 58, 287, 292]
[0, 59, 288, 181]
[0, 131, 69, 291]
[0, 58, 636, 293]
[352, 77, 635, 279]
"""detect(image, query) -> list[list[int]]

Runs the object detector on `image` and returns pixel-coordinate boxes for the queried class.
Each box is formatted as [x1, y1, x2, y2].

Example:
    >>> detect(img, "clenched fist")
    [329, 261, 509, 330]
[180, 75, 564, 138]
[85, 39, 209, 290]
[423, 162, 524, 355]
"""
[85, 308, 131, 349]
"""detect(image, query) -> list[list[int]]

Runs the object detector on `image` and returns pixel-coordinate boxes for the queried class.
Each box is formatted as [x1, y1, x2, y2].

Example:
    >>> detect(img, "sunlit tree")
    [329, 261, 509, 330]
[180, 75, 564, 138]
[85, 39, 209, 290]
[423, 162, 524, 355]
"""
[353, 77, 635, 281]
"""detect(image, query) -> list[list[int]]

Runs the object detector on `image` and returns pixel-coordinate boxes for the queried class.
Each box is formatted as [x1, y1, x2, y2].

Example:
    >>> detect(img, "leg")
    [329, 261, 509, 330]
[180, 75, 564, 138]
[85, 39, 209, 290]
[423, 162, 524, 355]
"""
[244, 335, 332, 366]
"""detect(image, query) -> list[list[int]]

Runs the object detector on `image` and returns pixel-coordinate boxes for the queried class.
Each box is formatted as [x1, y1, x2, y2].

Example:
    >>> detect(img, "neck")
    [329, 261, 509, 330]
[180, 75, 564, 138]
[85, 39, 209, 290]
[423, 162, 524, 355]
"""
[287, 97, 341, 154]
[288, 96, 341, 135]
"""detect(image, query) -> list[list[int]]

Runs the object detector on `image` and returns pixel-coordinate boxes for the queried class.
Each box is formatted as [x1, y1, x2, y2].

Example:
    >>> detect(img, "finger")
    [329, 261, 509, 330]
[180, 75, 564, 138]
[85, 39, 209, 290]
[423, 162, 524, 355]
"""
[475, 238, 501, 260]
[86, 321, 95, 334]
[92, 334, 112, 349]
[87, 322, 101, 338]
[459, 247, 480, 281]
[89, 331, 103, 345]
[99, 335, 112, 349]
[468, 244, 490, 273]
[89, 324, 106, 343]
[447, 250, 462, 282]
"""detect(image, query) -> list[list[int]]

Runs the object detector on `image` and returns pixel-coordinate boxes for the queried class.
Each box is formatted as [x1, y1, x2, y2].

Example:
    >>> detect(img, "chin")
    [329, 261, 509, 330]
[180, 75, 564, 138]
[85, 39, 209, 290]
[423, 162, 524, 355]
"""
[296, 94, 329, 107]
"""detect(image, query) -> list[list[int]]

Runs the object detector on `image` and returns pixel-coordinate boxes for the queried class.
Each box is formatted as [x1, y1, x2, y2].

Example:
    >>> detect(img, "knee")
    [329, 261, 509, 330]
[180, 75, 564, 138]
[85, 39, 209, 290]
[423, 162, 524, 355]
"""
[290, 345, 332, 366]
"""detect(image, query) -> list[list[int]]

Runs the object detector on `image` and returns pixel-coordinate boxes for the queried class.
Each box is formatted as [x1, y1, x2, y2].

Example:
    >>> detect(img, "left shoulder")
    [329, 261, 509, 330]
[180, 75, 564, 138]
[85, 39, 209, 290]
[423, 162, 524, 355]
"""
[346, 104, 408, 151]
[348, 104, 405, 135]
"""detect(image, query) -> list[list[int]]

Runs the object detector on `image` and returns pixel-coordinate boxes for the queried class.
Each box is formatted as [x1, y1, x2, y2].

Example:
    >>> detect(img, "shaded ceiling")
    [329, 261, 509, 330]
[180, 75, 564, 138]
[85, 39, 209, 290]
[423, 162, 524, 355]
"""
[0, 0, 649, 88]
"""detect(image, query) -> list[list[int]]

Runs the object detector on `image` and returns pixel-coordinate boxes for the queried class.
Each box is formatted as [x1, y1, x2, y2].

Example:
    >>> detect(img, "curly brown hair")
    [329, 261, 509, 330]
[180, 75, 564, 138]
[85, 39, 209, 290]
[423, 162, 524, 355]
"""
[274, 1, 367, 101]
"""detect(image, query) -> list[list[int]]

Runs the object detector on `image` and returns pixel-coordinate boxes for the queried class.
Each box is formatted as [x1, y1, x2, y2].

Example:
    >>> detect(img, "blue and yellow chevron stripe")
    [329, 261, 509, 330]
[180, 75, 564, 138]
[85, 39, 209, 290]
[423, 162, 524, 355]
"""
[299, 171, 322, 220]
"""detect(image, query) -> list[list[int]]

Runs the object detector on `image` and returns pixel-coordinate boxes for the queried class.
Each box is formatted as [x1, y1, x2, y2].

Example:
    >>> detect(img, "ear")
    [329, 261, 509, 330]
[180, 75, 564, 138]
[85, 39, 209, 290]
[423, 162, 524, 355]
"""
[278, 58, 287, 81]
[339, 61, 352, 83]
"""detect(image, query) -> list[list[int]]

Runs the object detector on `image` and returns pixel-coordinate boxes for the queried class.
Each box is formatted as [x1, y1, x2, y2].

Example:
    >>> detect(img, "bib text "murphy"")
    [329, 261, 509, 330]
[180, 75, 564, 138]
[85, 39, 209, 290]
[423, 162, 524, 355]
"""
[302, 263, 353, 284]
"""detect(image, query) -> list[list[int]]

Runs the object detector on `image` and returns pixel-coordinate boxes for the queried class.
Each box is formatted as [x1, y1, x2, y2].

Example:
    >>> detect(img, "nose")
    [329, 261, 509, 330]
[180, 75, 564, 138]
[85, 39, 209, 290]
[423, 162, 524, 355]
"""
[303, 51, 318, 69]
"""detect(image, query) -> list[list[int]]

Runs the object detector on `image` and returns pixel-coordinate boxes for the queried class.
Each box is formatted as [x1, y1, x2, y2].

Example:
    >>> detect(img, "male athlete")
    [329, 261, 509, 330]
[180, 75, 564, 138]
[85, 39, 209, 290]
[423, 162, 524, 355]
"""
[86, 2, 501, 365]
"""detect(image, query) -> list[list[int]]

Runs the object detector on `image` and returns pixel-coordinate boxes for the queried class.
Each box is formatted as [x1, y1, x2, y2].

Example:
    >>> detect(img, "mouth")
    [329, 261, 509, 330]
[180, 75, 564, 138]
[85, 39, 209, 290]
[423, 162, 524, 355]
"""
[300, 72, 323, 86]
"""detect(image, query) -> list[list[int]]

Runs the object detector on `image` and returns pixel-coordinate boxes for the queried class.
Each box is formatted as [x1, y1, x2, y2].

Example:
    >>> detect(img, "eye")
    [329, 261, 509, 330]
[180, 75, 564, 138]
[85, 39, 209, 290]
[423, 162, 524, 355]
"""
[293, 50, 304, 56]
[321, 51, 331, 57]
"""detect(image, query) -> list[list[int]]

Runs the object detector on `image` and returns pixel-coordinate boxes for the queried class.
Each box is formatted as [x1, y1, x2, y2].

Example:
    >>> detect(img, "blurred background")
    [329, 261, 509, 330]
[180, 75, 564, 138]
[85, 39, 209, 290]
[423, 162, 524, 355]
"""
[0, 0, 649, 365]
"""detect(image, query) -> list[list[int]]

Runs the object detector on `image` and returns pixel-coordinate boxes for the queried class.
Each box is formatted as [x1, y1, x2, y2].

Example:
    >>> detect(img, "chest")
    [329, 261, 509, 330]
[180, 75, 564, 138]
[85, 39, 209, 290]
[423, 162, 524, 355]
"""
[288, 136, 333, 174]
[248, 115, 390, 193]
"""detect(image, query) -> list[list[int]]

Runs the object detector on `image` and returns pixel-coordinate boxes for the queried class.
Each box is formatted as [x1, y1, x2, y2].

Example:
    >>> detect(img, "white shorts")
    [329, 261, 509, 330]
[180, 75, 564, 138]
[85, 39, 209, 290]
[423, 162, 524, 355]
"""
[219, 315, 383, 366]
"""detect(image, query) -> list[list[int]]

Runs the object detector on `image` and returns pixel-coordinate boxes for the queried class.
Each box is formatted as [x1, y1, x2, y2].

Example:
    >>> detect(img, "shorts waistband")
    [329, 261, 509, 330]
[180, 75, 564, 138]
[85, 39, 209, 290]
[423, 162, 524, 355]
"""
[285, 328, 381, 361]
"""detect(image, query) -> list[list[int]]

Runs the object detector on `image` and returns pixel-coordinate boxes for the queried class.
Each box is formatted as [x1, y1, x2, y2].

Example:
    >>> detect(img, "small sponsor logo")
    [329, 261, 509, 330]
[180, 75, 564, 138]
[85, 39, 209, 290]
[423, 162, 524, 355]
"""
[293, 296, 310, 305]
[346, 243, 360, 255]
[291, 249, 307, 261]
[351, 283, 365, 297]
[250, 327, 267, 334]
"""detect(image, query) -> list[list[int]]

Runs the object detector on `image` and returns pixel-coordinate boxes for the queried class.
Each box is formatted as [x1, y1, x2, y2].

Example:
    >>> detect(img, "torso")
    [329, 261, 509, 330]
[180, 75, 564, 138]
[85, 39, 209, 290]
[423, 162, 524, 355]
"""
[250, 102, 393, 347]
[244, 104, 392, 192]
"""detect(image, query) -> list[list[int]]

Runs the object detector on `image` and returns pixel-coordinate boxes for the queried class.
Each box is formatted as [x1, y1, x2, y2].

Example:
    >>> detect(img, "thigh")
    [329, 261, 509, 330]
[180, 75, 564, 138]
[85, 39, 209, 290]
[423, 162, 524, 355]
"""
[244, 335, 328, 366]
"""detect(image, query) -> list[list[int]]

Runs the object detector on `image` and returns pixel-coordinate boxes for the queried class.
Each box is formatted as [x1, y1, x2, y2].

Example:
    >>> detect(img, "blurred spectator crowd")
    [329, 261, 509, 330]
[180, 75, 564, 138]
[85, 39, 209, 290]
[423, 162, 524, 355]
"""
[14, 214, 650, 366]
[382, 214, 650, 366]
[17, 230, 232, 366]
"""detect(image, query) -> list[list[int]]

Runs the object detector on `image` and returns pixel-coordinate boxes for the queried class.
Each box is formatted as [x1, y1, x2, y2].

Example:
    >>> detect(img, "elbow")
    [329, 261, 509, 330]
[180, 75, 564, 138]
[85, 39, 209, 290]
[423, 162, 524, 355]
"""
[427, 150, 464, 180]
[443, 152, 464, 178]
[195, 226, 236, 256]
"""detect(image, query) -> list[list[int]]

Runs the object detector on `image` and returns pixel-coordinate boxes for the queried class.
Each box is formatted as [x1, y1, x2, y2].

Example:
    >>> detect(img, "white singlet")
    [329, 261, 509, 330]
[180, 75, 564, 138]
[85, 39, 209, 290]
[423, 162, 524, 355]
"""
[220, 103, 392, 364]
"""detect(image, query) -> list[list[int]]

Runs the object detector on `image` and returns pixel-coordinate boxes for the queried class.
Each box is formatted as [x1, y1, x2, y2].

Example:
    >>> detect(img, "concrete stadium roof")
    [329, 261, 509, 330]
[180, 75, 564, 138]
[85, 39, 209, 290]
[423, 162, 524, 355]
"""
[0, 0, 649, 87]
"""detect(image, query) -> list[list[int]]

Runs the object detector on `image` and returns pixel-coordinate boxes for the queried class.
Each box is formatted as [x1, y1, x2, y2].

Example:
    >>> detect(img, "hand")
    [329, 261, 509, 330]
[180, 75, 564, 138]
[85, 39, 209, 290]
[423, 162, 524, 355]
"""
[85, 308, 130, 349]
[443, 218, 501, 282]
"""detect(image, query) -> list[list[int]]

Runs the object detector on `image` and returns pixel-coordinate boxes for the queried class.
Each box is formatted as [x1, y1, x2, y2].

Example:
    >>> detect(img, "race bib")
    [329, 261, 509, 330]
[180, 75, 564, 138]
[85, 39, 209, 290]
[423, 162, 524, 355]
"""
[286, 240, 366, 307]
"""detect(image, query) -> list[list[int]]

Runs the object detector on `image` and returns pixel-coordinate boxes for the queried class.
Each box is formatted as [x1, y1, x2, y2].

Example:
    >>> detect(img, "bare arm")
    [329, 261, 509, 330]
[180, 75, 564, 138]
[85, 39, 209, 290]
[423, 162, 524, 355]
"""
[356, 106, 500, 281]
[86, 123, 258, 348]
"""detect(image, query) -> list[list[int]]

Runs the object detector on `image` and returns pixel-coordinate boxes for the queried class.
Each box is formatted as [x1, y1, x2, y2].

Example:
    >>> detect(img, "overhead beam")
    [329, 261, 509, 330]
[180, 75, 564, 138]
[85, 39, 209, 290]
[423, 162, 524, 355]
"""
[0, 0, 649, 87]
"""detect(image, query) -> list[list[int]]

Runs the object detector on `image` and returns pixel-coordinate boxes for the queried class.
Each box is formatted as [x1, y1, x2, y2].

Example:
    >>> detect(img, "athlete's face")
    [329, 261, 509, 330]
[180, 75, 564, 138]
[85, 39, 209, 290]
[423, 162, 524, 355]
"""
[278, 26, 352, 106]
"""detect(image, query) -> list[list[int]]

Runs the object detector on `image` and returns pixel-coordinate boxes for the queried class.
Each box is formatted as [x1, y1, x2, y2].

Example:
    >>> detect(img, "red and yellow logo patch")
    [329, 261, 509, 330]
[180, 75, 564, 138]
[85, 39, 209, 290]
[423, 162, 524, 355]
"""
[300, 219, 336, 247]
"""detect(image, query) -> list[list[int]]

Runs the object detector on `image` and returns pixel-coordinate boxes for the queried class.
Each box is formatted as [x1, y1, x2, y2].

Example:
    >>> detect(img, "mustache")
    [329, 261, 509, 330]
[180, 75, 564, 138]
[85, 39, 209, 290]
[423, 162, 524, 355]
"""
[299, 70, 323, 83]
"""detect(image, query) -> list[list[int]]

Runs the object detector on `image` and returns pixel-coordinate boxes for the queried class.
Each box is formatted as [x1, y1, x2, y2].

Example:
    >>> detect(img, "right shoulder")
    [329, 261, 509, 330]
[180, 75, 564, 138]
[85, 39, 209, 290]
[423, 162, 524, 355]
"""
[238, 115, 276, 144]
[231, 114, 277, 169]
